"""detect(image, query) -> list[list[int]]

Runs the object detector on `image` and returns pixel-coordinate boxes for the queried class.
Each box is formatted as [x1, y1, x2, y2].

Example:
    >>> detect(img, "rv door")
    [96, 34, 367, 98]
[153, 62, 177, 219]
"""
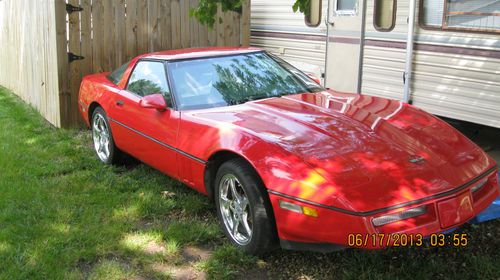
[324, 0, 365, 93]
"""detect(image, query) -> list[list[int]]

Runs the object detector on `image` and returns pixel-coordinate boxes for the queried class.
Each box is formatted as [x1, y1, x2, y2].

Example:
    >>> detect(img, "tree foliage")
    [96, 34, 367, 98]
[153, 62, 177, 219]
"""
[190, 0, 244, 28]
[191, 0, 309, 28]
[292, 0, 311, 16]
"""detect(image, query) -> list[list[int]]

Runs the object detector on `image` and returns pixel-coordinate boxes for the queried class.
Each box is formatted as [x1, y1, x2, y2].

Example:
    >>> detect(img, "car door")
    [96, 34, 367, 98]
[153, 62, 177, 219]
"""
[109, 59, 180, 179]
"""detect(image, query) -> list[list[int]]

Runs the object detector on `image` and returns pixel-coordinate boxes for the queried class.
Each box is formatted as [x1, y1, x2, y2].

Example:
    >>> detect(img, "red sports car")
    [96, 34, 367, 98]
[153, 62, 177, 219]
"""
[78, 47, 499, 254]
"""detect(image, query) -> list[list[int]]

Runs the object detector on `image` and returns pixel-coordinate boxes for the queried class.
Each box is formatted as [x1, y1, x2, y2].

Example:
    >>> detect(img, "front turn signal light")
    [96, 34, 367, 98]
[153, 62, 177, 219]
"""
[372, 205, 427, 227]
[279, 200, 318, 218]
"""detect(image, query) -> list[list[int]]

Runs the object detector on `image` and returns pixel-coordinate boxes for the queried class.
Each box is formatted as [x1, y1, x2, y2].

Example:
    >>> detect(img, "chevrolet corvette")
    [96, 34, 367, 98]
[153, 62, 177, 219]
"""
[78, 47, 499, 254]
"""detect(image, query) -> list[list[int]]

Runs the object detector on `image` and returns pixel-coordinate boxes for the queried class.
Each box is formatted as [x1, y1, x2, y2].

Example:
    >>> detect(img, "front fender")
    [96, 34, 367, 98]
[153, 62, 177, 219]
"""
[177, 112, 349, 210]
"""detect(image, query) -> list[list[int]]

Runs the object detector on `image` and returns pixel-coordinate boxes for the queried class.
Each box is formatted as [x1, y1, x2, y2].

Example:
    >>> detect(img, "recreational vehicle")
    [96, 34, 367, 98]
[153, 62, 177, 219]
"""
[251, 0, 500, 128]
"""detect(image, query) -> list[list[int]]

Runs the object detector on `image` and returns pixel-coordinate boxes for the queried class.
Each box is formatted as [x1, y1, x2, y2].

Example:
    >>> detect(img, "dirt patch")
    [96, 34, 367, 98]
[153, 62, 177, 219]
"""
[75, 259, 93, 279]
[146, 245, 214, 279]
[151, 263, 206, 280]
[181, 245, 213, 263]
[144, 241, 167, 255]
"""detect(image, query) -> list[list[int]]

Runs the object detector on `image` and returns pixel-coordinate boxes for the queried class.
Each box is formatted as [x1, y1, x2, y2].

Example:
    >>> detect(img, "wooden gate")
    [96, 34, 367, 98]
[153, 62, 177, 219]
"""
[58, 0, 250, 127]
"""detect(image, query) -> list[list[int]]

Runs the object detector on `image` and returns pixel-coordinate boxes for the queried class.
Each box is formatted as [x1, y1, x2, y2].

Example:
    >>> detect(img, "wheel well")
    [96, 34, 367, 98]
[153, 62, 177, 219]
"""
[204, 151, 254, 201]
[204, 151, 279, 246]
[88, 102, 101, 124]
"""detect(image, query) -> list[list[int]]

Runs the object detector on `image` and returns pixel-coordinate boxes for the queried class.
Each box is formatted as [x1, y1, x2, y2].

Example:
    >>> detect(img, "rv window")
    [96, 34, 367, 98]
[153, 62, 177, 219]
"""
[305, 0, 322, 27]
[374, 0, 397, 31]
[334, 0, 357, 15]
[420, 0, 500, 33]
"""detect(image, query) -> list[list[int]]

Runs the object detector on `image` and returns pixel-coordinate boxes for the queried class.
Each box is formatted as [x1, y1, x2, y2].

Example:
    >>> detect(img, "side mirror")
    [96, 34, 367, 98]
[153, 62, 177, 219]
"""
[307, 73, 322, 85]
[139, 93, 168, 112]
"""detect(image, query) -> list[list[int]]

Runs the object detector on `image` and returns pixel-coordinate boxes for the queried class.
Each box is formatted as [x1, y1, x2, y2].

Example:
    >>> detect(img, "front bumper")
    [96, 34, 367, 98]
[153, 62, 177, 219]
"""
[270, 168, 499, 251]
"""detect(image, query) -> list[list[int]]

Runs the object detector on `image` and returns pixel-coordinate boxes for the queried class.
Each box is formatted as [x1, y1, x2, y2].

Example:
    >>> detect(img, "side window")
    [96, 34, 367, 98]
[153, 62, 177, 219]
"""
[127, 61, 171, 99]
[420, 0, 500, 33]
[374, 0, 397, 31]
[334, 0, 357, 15]
[108, 61, 130, 85]
[305, 0, 322, 27]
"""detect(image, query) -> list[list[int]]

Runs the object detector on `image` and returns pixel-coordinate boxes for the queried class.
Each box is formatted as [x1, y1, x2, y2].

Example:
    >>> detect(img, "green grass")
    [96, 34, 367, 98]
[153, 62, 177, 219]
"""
[0, 86, 499, 280]
[0, 87, 251, 279]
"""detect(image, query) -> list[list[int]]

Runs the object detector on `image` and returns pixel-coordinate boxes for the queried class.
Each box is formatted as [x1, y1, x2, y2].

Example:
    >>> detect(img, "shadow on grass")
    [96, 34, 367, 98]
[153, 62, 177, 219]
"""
[0, 87, 233, 279]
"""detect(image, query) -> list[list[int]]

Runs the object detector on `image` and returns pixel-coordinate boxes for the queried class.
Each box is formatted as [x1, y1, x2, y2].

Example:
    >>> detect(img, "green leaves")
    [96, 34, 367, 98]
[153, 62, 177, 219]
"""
[191, 0, 310, 28]
[190, 0, 244, 29]
[292, 0, 311, 16]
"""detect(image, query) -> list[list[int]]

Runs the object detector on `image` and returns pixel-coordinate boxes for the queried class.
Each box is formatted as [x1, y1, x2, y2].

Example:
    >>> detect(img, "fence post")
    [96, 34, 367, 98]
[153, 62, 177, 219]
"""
[55, 0, 70, 128]
[241, 0, 250, 47]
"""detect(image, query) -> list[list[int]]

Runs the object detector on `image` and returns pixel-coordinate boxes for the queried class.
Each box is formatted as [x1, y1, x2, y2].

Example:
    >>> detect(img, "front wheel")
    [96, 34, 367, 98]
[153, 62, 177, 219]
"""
[215, 159, 277, 255]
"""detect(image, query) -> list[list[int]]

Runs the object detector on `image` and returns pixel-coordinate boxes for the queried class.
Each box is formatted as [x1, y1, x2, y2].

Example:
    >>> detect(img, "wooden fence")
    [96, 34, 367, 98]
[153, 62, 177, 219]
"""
[0, 0, 250, 128]
[0, 0, 61, 126]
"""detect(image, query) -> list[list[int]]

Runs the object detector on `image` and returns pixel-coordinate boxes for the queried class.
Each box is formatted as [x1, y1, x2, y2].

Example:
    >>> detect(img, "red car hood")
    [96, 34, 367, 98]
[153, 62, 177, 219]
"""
[192, 91, 494, 212]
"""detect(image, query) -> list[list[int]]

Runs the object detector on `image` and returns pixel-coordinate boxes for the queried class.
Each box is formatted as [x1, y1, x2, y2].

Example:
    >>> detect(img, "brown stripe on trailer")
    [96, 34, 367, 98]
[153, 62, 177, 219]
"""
[365, 40, 500, 60]
[252, 30, 500, 60]
[251, 30, 326, 42]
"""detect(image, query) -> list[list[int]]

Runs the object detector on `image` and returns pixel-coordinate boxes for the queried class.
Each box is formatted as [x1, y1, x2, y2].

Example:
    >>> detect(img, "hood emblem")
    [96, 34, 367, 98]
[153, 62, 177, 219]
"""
[409, 156, 425, 164]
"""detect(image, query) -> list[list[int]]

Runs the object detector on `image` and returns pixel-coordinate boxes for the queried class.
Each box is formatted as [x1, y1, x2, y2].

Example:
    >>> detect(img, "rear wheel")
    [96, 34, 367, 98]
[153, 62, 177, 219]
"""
[91, 107, 123, 165]
[215, 159, 277, 255]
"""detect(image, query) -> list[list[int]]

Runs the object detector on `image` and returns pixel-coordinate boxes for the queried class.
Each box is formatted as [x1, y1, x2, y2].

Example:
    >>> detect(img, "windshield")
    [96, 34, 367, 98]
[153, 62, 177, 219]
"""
[168, 52, 324, 110]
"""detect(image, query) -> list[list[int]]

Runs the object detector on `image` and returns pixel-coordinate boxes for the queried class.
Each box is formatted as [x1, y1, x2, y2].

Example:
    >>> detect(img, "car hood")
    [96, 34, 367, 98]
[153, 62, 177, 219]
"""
[190, 91, 494, 212]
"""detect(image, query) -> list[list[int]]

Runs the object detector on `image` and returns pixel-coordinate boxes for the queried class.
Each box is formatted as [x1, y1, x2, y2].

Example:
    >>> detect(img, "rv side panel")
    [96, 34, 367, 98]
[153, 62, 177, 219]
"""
[250, 0, 328, 79]
[361, 0, 500, 128]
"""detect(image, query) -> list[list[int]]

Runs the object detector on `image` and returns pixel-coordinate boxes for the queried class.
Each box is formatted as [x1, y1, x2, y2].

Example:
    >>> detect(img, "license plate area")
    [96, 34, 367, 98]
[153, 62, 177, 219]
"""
[437, 192, 474, 228]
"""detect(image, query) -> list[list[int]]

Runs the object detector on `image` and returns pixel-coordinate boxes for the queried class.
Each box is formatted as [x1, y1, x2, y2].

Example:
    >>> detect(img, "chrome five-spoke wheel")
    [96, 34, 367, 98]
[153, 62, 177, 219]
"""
[219, 174, 253, 245]
[215, 159, 277, 255]
[92, 111, 111, 163]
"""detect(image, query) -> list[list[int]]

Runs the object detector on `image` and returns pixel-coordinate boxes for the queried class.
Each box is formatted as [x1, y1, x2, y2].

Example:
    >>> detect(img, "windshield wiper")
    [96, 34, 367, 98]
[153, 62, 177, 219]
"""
[227, 94, 288, 106]
[226, 97, 253, 105]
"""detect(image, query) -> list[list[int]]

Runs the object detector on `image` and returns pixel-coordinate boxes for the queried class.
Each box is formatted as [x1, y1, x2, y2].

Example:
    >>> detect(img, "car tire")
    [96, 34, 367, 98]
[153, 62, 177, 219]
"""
[214, 158, 277, 255]
[91, 107, 123, 165]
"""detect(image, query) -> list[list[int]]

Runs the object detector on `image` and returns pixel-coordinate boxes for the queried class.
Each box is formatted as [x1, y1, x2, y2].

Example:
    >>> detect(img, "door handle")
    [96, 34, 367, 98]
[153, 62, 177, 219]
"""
[116, 100, 125, 106]
[324, 8, 334, 26]
[325, 16, 334, 26]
